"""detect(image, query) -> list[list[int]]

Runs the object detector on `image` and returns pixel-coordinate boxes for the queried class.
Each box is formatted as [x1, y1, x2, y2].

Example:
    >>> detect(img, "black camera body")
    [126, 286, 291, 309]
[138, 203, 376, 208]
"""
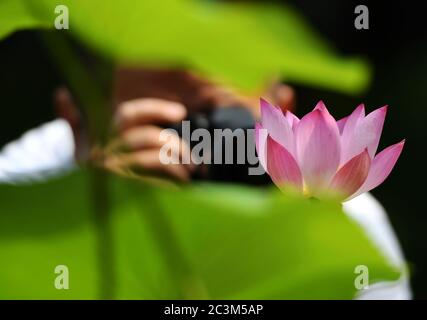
[167, 106, 270, 185]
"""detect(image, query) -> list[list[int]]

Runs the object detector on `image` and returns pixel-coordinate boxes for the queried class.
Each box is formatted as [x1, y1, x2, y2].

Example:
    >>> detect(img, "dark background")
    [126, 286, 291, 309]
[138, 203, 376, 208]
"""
[288, 0, 427, 299]
[0, 1, 426, 297]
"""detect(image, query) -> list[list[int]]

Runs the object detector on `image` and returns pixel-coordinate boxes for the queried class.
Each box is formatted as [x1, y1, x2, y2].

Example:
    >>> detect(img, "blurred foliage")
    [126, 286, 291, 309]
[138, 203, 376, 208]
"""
[0, 0, 49, 40]
[0, 171, 399, 299]
[0, 0, 398, 300]
[1, 0, 370, 94]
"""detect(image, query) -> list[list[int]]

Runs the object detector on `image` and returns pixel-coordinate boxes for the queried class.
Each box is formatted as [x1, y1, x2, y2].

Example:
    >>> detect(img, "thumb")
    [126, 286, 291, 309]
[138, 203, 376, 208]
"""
[268, 84, 296, 113]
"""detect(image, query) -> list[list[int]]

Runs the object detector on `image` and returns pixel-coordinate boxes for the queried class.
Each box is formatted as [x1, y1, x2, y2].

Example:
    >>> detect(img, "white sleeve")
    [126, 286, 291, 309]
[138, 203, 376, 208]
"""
[0, 119, 76, 184]
[343, 193, 412, 299]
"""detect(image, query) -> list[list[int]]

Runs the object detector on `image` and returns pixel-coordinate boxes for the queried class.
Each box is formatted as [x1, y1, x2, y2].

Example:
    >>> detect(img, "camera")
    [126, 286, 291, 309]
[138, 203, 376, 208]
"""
[166, 106, 270, 185]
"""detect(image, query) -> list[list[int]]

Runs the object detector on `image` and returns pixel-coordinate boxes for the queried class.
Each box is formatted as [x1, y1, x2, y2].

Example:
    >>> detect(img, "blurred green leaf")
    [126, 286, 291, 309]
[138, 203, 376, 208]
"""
[0, 0, 49, 39]
[1, 0, 370, 94]
[0, 171, 399, 299]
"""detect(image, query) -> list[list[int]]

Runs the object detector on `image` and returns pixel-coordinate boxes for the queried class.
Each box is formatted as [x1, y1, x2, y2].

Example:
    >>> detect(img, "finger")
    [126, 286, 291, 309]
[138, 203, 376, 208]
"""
[115, 98, 187, 130]
[104, 149, 191, 182]
[199, 85, 239, 107]
[122, 125, 174, 150]
[242, 84, 296, 119]
[106, 125, 167, 153]
[105, 125, 194, 171]
[270, 84, 296, 113]
[123, 126, 194, 171]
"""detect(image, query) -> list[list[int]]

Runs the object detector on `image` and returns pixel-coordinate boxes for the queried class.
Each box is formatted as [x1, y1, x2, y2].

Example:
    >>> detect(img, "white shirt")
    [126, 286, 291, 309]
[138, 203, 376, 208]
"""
[0, 119, 411, 299]
[0, 119, 75, 183]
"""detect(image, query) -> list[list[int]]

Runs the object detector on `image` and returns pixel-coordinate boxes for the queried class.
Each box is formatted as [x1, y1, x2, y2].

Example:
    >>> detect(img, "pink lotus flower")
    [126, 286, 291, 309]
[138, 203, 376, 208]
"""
[255, 99, 405, 201]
